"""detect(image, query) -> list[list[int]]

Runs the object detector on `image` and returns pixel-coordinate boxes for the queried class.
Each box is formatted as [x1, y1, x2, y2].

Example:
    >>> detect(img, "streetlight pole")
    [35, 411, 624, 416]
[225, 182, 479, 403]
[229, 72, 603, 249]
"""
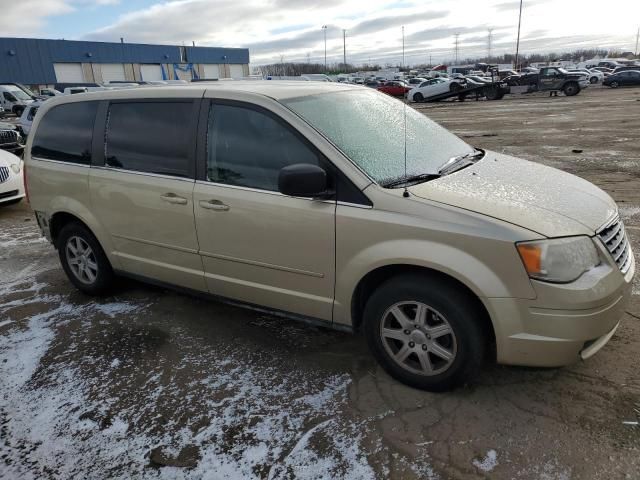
[402, 26, 405, 69]
[322, 25, 327, 72]
[514, 0, 523, 71]
[636, 27, 639, 57]
[343, 29, 347, 68]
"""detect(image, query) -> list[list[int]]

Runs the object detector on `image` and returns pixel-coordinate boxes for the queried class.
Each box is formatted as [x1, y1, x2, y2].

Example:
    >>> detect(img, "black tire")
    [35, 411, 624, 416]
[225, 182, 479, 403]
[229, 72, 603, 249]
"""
[57, 222, 114, 295]
[363, 274, 486, 392]
[484, 86, 501, 100]
[563, 82, 580, 96]
[450, 82, 462, 93]
[13, 106, 24, 117]
[610, 81, 619, 89]
[413, 92, 424, 103]
[589, 76, 598, 84]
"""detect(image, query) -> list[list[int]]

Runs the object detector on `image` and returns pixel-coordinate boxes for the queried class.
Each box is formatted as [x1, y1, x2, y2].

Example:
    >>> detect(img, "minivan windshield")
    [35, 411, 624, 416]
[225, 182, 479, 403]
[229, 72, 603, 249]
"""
[282, 89, 474, 186]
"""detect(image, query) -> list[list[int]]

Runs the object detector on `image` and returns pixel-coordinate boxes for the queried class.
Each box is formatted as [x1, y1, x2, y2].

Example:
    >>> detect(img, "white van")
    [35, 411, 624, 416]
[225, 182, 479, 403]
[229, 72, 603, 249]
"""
[0, 84, 35, 116]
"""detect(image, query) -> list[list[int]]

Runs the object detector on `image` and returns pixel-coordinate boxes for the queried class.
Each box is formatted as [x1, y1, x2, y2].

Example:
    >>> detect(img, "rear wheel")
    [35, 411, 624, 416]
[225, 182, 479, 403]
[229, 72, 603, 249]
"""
[363, 274, 486, 391]
[610, 81, 619, 88]
[563, 82, 580, 96]
[13, 106, 24, 117]
[589, 76, 598, 84]
[413, 92, 424, 102]
[57, 222, 114, 295]
[450, 82, 462, 93]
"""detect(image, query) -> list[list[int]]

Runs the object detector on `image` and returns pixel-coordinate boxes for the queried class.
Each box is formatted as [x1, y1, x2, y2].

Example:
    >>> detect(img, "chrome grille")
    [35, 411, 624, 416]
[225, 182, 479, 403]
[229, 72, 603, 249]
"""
[0, 129, 19, 145]
[0, 166, 8, 184]
[598, 217, 632, 274]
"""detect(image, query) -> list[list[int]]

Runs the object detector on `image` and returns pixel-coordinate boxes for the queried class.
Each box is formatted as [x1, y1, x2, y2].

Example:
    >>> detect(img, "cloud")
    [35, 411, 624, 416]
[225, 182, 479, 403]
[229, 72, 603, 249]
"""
[1, 0, 73, 36]
[348, 10, 448, 36]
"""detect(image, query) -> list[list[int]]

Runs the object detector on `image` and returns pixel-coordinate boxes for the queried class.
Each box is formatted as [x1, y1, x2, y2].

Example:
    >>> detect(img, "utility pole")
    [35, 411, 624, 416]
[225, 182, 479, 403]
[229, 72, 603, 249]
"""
[636, 27, 639, 56]
[514, 0, 523, 71]
[487, 28, 493, 60]
[343, 30, 347, 68]
[454, 33, 460, 64]
[322, 25, 327, 72]
[402, 26, 405, 69]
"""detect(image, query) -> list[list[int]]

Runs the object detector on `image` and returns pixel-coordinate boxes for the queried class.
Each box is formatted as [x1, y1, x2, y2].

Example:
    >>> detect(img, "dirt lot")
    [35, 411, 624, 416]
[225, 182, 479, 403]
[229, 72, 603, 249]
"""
[1, 86, 639, 479]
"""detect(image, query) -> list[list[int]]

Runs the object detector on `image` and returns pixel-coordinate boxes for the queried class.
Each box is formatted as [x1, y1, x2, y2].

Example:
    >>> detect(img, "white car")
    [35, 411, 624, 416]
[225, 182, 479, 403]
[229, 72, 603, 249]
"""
[407, 78, 455, 102]
[568, 69, 603, 84]
[19, 100, 44, 136]
[0, 149, 25, 206]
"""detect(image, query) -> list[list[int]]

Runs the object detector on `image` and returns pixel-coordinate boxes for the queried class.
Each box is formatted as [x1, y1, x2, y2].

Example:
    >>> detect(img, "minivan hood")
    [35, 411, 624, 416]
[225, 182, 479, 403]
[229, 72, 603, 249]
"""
[409, 152, 617, 237]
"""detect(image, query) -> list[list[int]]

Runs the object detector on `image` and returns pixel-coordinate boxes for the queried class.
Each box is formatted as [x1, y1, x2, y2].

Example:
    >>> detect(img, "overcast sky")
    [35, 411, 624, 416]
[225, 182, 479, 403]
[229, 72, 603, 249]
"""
[3, 0, 639, 65]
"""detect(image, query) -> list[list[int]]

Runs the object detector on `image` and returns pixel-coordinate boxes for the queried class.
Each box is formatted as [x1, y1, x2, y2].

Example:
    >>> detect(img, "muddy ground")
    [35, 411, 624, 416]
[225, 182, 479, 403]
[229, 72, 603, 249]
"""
[1, 86, 639, 479]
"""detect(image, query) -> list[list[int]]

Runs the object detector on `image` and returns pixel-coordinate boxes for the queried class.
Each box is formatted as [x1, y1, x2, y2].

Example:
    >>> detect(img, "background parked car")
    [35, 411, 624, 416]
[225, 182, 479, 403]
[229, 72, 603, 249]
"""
[377, 81, 411, 97]
[407, 77, 427, 85]
[603, 70, 640, 88]
[612, 65, 640, 74]
[407, 78, 454, 102]
[0, 122, 24, 156]
[0, 149, 25, 206]
[19, 100, 44, 136]
[568, 69, 603, 84]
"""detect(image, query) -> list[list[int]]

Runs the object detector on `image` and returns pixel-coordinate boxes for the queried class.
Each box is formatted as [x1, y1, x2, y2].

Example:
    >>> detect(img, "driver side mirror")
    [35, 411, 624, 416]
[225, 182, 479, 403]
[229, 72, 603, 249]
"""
[278, 163, 332, 198]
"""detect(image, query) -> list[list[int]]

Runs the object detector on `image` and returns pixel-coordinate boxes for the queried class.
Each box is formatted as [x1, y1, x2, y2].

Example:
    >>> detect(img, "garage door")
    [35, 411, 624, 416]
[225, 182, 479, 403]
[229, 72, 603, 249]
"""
[230, 64, 245, 79]
[101, 63, 126, 82]
[53, 63, 84, 83]
[202, 64, 220, 79]
[140, 64, 163, 81]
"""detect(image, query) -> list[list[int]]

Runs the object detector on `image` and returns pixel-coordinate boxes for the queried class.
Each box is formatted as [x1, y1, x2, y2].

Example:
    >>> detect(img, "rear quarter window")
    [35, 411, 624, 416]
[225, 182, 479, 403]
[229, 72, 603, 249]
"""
[31, 102, 98, 165]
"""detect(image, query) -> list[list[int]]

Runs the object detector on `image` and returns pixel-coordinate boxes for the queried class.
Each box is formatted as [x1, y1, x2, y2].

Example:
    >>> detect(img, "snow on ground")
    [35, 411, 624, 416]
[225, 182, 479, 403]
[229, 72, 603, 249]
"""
[472, 449, 498, 473]
[0, 250, 432, 479]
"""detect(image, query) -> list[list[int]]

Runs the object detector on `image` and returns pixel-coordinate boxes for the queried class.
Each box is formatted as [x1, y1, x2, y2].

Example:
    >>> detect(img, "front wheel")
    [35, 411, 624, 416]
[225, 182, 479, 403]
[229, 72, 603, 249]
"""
[590, 76, 598, 84]
[57, 222, 115, 295]
[413, 92, 424, 102]
[563, 82, 580, 96]
[609, 81, 619, 88]
[13, 106, 24, 117]
[363, 274, 486, 391]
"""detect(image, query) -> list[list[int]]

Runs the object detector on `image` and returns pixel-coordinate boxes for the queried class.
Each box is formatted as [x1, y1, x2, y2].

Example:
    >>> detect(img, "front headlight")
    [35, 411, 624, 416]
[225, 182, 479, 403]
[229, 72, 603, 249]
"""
[516, 236, 600, 283]
[10, 162, 21, 174]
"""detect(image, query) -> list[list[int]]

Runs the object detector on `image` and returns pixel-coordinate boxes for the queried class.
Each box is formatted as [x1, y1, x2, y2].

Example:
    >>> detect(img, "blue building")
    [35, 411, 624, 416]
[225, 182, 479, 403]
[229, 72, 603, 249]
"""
[0, 37, 250, 88]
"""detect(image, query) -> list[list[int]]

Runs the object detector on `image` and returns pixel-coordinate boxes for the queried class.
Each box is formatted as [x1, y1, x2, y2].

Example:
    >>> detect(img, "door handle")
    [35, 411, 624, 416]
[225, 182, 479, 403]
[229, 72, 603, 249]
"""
[160, 193, 188, 205]
[199, 199, 230, 211]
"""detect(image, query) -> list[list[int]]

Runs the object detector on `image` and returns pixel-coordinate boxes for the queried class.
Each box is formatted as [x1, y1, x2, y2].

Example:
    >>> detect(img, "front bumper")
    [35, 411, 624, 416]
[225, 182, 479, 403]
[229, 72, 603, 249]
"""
[485, 249, 635, 367]
[0, 169, 25, 204]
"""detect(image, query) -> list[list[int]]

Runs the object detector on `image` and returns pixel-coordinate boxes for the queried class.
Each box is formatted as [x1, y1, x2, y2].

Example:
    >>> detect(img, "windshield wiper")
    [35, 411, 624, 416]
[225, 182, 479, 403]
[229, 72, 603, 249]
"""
[437, 149, 485, 176]
[382, 173, 441, 188]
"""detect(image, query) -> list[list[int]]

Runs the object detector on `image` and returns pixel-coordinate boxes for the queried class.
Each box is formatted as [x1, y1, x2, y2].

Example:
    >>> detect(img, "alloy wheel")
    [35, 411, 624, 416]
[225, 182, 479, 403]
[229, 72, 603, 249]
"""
[380, 301, 457, 376]
[66, 236, 98, 284]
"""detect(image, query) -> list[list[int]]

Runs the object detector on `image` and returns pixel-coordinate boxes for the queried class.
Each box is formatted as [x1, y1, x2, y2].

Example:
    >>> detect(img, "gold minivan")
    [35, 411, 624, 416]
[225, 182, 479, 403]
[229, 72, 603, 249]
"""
[25, 82, 635, 391]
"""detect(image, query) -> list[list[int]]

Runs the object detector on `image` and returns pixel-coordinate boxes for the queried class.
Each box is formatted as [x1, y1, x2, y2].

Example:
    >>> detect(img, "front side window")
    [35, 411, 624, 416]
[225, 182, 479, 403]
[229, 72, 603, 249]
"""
[31, 102, 97, 164]
[206, 103, 320, 191]
[105, 102, 192, 178]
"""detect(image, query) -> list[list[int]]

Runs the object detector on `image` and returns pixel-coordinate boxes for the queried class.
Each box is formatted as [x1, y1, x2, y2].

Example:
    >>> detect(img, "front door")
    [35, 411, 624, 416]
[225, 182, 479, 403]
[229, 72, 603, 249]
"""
[193, 101, 336, 320]
[90, 99, 206, 291]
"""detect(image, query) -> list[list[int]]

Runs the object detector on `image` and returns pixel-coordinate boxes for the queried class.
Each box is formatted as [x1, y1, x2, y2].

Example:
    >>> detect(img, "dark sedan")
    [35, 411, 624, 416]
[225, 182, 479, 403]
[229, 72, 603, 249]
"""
[603, 70, 640, 88]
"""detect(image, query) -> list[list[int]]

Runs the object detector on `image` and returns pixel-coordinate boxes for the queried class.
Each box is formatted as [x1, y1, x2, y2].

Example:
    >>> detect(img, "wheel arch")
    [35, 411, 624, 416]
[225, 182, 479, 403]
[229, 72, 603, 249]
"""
[48, 208, 120, 270]
[349, 264, 496, 358]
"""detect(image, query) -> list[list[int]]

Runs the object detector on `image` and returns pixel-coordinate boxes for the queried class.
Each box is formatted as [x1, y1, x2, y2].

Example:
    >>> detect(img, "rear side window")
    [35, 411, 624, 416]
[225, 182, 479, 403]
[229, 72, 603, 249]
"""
[31, 102, 97, 165]
[105, 102, 192, 178]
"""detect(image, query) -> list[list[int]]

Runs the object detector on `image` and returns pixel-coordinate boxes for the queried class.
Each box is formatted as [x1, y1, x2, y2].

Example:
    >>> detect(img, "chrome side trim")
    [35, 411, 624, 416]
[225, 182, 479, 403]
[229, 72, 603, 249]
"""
[112, 234, 199, 254]
[200, 250, 324, 278]
[92, 165, 196, 183]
